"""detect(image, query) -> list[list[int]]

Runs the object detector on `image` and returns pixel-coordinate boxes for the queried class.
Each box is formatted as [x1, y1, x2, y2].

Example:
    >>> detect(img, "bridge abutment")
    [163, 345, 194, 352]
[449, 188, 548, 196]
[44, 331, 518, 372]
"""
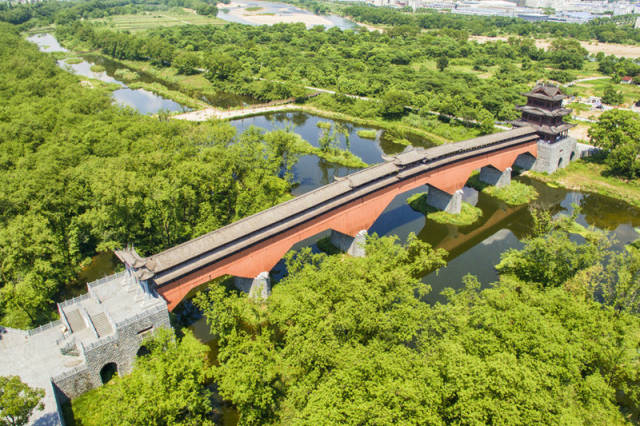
[426, 186, 463, 214]
[330, 229, 367, 257]
[531, 137, 577, 174]
[479, 166, 511, 188]
[234, 272, 271, 299]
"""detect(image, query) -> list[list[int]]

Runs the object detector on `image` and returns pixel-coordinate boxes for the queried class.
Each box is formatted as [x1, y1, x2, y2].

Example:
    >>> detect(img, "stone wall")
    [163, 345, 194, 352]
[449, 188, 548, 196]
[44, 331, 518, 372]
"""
[531, 137, 578, 174]
[52, 305, 170, 401]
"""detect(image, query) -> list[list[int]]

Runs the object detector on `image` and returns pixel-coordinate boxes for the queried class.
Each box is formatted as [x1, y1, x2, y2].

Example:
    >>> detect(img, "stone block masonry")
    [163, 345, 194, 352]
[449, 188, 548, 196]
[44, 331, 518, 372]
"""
[531, 137, 578, 174]
[0, 271, 170, 425]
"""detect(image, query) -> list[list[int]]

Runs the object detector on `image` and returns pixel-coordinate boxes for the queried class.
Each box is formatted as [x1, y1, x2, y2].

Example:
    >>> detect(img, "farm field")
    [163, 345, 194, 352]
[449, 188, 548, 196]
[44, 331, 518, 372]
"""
[91, 9, 226, 31]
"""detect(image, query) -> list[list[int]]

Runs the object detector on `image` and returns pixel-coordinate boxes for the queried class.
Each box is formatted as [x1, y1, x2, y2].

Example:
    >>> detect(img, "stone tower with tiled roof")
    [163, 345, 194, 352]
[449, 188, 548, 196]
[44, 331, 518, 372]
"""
[512, 84, 574, 143]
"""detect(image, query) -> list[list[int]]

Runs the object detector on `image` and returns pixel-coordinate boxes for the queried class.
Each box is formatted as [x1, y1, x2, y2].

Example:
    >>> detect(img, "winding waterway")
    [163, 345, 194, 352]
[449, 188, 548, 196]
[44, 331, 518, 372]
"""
[29, 32, 639, 308]
[229, 112, 640, 302]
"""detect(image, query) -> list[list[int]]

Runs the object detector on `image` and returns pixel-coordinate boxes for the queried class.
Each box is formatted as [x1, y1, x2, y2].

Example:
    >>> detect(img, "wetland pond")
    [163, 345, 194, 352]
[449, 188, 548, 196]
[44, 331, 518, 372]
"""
[27, 33, 254, 113]
[229, 111, 640, 303]
[30, 29, 639, 343]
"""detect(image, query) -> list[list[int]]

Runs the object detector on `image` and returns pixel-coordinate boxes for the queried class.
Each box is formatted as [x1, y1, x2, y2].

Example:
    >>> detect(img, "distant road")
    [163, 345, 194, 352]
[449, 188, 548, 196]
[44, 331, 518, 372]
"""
[565, 76, 610, 87]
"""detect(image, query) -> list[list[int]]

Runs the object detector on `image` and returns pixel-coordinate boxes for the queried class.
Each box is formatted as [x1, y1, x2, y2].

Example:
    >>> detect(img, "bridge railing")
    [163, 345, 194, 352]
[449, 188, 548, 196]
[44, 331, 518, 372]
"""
[58, 293, 91, 309]
[113, 304, 167, 330]
[27, 320, 63, 336]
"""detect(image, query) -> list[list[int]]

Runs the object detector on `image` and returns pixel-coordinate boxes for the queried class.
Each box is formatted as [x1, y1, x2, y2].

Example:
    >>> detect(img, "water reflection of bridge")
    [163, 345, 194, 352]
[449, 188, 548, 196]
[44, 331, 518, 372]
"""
[115, 127, 541, 310]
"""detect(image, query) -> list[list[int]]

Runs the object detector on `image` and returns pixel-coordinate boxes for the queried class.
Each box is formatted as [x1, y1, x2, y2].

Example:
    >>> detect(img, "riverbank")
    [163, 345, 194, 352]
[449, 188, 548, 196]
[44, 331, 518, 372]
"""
[525, 158, 640, 209]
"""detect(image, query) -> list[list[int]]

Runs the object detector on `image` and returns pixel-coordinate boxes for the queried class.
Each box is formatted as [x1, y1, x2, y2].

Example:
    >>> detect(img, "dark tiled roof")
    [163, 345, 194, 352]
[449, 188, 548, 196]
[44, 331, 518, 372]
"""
[119, 127, 538, 285]
[516, 105, 572, 117]
[523, 84, 567, 101]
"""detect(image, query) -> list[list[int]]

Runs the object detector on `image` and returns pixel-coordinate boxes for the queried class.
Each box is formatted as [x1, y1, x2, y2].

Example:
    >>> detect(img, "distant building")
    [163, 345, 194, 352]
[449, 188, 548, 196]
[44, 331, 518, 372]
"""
[621, 76, 633, 85]
[512, 84, 574, 143]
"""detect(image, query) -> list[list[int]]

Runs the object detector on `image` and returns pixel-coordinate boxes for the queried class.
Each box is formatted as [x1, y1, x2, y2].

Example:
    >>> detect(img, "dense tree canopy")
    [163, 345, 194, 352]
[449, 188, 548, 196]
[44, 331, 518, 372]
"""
[55, 21, 588, 121]
[0, 24, 293, 328]
[0, 376, 44, 426]
[588, 109, 640, 179]
[196, 231, 640, 424]
[69, 329, 215, 425]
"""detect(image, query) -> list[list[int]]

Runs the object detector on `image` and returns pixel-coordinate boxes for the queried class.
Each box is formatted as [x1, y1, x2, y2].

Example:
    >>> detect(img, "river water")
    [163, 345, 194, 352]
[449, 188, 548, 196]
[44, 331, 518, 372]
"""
[29, 30, 639, 305]
[26, 33, 254, 112]
[229, 111, 640, 301]
[218, 0, 357, 29]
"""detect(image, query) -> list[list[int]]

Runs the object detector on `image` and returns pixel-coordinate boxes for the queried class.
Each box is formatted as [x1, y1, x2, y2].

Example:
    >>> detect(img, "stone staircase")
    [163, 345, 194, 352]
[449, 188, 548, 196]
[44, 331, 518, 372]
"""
[89, 312, 112, 338]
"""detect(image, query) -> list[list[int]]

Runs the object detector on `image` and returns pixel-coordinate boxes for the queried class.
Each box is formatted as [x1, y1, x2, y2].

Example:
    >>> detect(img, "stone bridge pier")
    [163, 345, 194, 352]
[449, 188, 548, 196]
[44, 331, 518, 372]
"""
[426, 186, 464, 214]
[479, 166, 512, 187]
[330, 229, 368, 257]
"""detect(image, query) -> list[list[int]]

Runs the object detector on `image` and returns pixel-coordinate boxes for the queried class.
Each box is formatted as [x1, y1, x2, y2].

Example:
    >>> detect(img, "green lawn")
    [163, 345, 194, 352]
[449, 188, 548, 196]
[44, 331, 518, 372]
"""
[92, 9, 225, 32]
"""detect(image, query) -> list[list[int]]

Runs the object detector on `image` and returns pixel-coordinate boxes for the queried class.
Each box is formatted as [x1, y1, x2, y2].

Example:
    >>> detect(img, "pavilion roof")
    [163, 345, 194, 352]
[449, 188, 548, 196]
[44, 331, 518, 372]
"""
[523, 84, 567, 101]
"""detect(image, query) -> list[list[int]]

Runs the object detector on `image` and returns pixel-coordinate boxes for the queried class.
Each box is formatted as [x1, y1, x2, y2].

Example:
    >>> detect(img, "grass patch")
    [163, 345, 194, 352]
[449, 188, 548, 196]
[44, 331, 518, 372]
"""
[65, 57, 83, 64]
[467, 175, 539, 206]
[245, 6, 263, 11]
[91, 10, 225, 32]
[90, 64, 105, 72]
[356, 129, 377, 139]
[316, 236, 341, 255]
[127, 81, 208, 110]
[290, 132, 367, 168]
[408, 192, 482, 226]
[316, 121, 332, 130]
[113, 68, 139, 82]
[483, 181, 538, 206]
[525, 158, 640, 208]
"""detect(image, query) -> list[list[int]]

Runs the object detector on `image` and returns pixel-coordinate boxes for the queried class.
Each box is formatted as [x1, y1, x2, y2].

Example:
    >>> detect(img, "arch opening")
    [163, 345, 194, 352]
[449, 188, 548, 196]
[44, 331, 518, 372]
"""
[136, 345, 150, 358]
[100, 362, 118, 384]
[570, 151, 576, 161]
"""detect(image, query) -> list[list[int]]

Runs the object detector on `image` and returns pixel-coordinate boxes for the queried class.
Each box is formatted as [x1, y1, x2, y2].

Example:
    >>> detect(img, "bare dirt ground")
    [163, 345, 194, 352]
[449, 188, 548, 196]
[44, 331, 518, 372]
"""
[172, 104, 300, 121]
[225, 1, 334, 26]
[569, 123, 591, 141]
[470, 35, 640, 58]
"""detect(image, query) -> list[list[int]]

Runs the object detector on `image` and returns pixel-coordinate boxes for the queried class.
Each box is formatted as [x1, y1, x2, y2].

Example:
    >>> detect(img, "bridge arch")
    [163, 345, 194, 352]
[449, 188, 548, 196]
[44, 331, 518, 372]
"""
[116, 128, 540, 311]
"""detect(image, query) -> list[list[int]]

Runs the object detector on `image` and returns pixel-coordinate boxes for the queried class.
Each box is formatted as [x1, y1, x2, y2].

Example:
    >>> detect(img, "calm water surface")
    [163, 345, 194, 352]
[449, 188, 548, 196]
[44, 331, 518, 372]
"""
[218, 0, 357, 29]
[231, 112, 640, 299]
[27, 34, 254, 112]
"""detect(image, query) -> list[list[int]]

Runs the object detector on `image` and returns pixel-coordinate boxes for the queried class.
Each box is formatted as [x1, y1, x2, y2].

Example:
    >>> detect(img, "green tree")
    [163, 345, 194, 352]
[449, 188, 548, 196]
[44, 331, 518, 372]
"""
[437, 56, 449, 72]
[0, 376, 44, 426]
[380, 89, 412, 117]
[173, 52, 200, 75]
[588, 109, 640, 178]
[70, 329, 214, 425]
[496, 213, 609, 288]
[601, 85, 624, 105]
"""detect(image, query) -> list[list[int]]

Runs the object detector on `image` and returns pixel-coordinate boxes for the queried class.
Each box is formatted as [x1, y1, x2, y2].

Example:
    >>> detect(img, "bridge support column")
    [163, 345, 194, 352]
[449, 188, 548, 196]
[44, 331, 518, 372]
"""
[330, 229, 367, 257]
[234, 272, 271, 299]
[479, 166, 511, 188]
[426, 186, 463, 214]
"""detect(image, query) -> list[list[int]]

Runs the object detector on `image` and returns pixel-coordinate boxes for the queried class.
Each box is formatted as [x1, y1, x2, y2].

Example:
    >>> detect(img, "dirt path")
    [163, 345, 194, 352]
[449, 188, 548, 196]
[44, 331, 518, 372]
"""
[172, 104, 301, 121]
[470, 35, 640, 58]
